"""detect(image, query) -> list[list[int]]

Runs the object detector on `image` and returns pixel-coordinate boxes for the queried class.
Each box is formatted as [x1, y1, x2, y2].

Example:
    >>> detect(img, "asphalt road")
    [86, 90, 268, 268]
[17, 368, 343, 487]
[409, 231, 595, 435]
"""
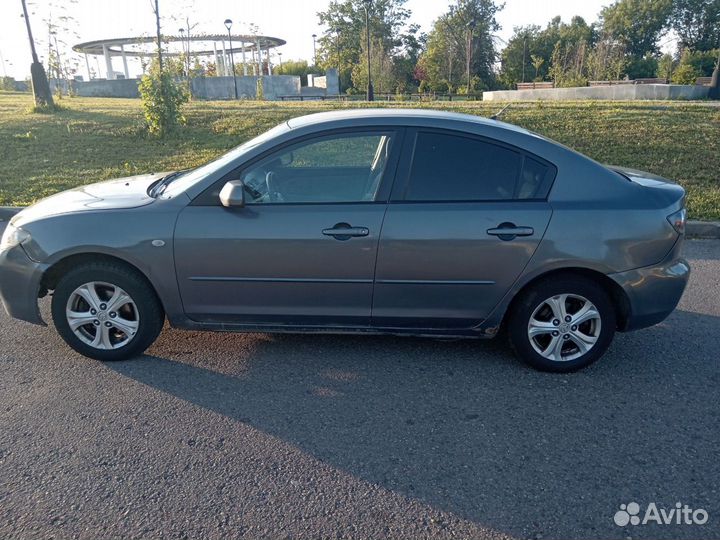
[1, 240, 719, 540]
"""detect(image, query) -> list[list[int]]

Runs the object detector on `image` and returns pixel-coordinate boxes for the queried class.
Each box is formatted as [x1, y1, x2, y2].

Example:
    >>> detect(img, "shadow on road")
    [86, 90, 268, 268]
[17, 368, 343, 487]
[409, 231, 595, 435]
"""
[106, 309, 720, 539]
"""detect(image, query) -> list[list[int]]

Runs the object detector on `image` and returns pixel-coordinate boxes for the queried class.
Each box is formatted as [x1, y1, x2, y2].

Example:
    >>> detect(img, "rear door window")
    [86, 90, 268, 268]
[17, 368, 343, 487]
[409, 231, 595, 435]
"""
[403, 131, 554, 201]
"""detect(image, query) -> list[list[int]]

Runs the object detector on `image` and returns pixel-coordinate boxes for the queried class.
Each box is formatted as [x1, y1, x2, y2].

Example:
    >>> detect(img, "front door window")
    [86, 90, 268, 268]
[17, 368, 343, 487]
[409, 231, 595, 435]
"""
[239, 132, 394, 204]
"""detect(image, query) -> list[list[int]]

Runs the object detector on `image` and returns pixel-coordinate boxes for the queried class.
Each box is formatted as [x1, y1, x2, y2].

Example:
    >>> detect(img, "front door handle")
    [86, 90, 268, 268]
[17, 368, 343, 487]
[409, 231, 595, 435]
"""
[487, 222, 534, 241]
[322, 223, 370, 240]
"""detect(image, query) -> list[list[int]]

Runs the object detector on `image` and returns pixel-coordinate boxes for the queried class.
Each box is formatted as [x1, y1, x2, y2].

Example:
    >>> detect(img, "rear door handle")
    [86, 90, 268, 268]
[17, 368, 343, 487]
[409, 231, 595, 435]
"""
[487, 223, 534, 241]
[322, 223, 370, 240]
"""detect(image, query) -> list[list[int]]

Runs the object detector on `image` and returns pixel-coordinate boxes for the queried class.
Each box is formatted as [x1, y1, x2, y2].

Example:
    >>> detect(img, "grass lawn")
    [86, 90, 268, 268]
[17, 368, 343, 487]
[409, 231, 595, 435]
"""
[0, 91, 718, 219]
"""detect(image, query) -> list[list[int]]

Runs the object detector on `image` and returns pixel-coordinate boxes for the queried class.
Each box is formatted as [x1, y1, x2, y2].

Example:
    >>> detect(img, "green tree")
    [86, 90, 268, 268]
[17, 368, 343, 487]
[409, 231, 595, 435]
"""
[585, 36, 627, 81]
[138, 0, 188, 136]
[674, 48, 720, 77]
[671, 62, 701, 84]
[351, 35, 396, 93]
[549, 40, 589, 87]
[499, 26, 542, 86]
[316, 0, 414, 93]
[499, 16, 594, 87]
[670, 0, 720, 52]
[599, 0, 672, 58]
[416, 0, 503, 91]
[531, 55, 545, 80]
[138, 67, 189, 136]
[657, 53, 675, 79]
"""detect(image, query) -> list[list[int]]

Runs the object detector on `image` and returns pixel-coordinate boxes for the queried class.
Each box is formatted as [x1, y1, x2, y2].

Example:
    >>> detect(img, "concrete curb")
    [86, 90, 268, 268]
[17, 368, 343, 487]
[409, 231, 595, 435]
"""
[2, 206, 720, 239]
[686, 220, 720, 239]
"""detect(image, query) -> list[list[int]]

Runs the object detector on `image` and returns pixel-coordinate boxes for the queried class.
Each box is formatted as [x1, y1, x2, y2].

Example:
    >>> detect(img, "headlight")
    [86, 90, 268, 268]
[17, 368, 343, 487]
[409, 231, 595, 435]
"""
[0, 223, 31, 251]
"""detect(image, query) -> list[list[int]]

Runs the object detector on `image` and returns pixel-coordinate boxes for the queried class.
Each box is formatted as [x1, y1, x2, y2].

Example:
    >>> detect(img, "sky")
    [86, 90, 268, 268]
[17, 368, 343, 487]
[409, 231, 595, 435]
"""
[0, 0, 614, 80]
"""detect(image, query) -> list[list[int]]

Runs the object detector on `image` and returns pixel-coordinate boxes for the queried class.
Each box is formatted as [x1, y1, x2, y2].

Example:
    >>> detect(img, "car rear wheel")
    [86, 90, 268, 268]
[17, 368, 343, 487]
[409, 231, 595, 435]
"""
[51, 262, 164, 361]
[507, 275, 616, 372]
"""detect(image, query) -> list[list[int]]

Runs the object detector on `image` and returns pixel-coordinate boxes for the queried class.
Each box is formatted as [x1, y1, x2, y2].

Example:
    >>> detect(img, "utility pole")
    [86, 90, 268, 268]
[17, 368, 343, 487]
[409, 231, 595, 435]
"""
[522, 34, 527, 83]
[20, 0, 54, 108]
[153, 0, 162, 73]
[466, 19, 476, 94]
[363, 0, 374, 101]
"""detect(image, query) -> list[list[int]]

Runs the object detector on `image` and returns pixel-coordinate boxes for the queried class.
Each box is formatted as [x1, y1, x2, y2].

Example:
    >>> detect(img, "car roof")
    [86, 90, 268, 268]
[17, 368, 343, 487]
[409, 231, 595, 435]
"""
[285, 108, 532, 136]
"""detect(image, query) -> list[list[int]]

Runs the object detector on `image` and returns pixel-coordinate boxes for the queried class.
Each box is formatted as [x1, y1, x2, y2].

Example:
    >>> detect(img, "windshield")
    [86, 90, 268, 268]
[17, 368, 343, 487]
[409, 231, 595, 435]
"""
[161, 122, 291, 197]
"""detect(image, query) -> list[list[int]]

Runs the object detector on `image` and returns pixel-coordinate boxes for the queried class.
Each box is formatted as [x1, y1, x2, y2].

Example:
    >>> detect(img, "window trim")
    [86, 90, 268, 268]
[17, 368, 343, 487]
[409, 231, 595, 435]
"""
[191, 127, 406, 207]
[390, 127, 557, 204]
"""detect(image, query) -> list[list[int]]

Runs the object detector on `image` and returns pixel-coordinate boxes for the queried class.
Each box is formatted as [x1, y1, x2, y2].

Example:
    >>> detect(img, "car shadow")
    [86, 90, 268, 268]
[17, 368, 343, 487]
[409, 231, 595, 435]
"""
[106, 309, 720, 539]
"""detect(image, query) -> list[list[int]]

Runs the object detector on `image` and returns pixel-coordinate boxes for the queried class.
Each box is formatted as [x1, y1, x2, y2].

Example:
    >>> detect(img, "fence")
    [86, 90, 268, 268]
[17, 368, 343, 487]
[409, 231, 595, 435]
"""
[277, 92, 484, 102]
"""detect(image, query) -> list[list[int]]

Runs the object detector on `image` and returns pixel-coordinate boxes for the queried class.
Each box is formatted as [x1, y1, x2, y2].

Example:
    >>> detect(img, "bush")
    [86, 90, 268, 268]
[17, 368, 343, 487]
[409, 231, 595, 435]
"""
[0, 77, 16, 91]
[138, 70, 189, 136]
[625, 56, 659, 80]
[676, 49, 719, 78]
[671, 63, 701, 85]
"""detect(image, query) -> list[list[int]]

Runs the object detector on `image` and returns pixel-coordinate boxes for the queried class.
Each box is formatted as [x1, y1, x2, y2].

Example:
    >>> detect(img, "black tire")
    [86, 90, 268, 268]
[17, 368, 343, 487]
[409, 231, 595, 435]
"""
[51, 261, 164, 361]
[507, 274, 616, 372]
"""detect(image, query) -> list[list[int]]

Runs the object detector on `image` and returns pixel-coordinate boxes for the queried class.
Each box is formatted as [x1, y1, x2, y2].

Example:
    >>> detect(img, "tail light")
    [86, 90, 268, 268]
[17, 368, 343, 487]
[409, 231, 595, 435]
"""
[667, 208, 687, 235]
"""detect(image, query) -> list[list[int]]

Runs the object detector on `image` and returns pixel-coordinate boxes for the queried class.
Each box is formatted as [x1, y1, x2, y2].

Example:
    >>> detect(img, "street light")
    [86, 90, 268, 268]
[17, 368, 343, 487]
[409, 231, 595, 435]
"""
[224, 18, 238, 99]
[362, 0, 374, 101]
[277, 51, 283, 70]
[466, 19, 476, 95]
[312, 33, 317, 67]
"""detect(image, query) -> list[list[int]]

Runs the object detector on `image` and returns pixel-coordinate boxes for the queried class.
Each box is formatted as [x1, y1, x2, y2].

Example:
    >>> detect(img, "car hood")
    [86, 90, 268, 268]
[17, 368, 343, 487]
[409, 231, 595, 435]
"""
[11, 172, 169, 227]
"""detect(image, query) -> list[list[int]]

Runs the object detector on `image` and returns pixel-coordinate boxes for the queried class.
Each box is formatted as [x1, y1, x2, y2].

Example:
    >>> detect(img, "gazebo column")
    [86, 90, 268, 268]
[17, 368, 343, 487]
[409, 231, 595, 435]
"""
[120, 44, 129, 79]
[213, 42, 220, 77]
[241, 41, 247, 76]
[102, 44, 114, 80]
[84, 53, 91, 80]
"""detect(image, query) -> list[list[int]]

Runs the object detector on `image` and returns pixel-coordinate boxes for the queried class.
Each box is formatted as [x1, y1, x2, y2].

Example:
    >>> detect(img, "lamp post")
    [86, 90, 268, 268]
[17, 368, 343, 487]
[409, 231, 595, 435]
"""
[466, 19, 476, 95]
[224, 18, 238, 99]
[312, 33, 317, 67]
[277, 51, 283, 70]
[363, 0, 374, 101]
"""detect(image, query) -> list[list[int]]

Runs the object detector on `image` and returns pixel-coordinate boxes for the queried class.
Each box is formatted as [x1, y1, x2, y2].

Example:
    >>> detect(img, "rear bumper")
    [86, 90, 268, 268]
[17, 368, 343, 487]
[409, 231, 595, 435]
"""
[0, 244, 47, 325]
[609, 254, 690, 332]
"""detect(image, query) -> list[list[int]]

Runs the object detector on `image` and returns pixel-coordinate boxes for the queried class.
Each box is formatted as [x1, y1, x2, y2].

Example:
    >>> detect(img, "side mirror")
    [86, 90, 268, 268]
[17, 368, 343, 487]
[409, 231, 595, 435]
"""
[219, 180, 245, 208]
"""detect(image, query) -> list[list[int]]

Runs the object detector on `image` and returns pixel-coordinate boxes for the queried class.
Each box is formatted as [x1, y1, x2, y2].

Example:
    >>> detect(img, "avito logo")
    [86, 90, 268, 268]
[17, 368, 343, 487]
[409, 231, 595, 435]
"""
[614, 502, 709, 526]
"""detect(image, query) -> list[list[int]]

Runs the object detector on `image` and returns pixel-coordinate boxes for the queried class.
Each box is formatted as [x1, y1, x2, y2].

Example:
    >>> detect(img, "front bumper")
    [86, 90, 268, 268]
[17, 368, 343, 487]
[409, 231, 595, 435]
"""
[609, 253, 690, 331]
[0, 243, 48, 325]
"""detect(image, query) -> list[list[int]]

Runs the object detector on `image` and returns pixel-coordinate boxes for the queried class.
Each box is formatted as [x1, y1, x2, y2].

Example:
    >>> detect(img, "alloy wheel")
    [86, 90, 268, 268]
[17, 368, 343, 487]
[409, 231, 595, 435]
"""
[527, 293, 602, 362]
[65, 281, 139, 350]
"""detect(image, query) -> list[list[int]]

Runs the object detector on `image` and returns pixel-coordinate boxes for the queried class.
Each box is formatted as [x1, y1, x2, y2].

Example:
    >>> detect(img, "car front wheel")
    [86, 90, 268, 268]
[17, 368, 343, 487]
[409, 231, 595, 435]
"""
[51, 262, 164, 361]
[507, 275, 616, 372]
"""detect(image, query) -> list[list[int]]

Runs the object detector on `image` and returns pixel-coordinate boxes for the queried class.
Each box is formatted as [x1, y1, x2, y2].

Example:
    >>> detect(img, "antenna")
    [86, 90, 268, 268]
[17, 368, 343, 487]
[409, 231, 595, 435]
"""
[490, 103, 512, 120]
